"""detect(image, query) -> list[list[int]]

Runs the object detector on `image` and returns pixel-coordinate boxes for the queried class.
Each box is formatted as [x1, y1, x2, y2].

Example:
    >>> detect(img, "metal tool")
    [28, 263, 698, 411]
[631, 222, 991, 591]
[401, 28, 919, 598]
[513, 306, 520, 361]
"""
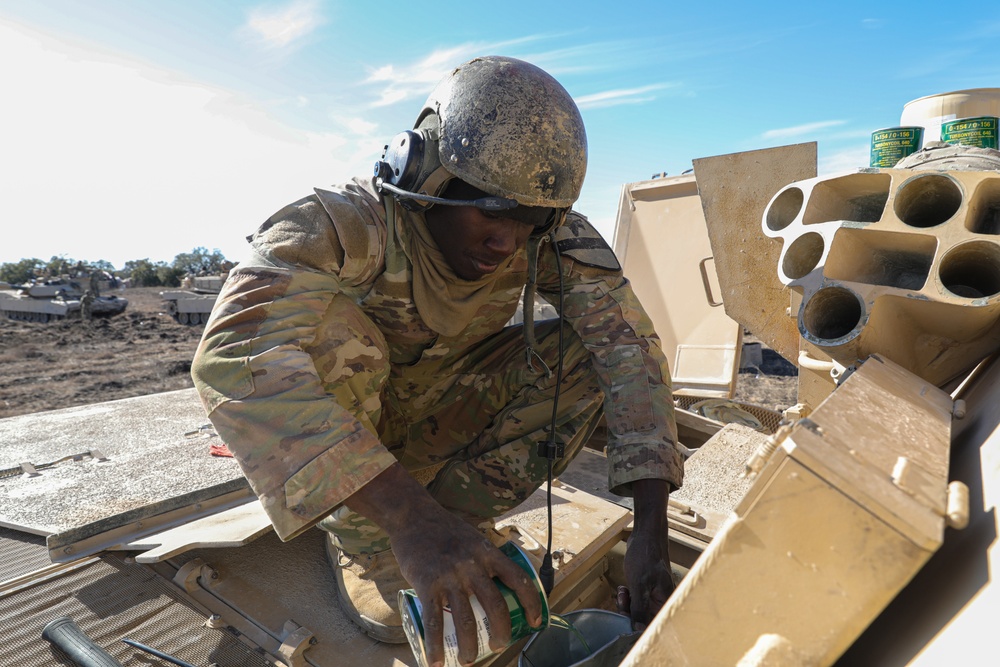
[2, 449, 108, 479]
[122, 638, 197, 667]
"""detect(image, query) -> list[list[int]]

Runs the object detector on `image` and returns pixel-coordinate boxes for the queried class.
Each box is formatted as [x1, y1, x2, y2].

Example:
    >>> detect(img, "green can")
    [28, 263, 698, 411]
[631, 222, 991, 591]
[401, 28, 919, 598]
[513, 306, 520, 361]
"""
[941, 116, 999, 149]
[870, 127, 924, 168]
[398, 541, 549, 667]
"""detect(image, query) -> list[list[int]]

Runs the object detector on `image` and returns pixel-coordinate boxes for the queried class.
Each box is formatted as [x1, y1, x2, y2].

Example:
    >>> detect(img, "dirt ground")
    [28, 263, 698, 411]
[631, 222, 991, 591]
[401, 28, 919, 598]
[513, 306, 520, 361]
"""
[732, 341, 799, 412]
[0, 287, 204, 419]
[0, 287, 798, 420]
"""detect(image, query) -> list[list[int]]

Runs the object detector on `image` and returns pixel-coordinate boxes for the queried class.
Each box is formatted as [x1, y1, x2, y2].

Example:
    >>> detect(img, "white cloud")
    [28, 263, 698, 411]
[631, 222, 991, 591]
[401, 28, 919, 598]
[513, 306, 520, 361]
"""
[0, 19, 370, 268]
[575, 83, 677, 110]
[763, 120, 847, 140]
[364, 38, 553, 108]
[364, 38, 655, 110]
[243, 0, 322, 50]
[371, 87, 411, 108]
[828, 128, 879, 141]
[335, 115, 379, 136]
[818, 144, 871, 175]
[366, 47, 478, 108]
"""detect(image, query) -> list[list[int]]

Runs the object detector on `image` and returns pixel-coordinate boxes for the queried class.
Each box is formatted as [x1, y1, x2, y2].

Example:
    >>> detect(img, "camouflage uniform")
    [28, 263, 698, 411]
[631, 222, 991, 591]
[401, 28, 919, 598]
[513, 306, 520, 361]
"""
[192, 177, 682, 552]
[80, 290, 95, 322]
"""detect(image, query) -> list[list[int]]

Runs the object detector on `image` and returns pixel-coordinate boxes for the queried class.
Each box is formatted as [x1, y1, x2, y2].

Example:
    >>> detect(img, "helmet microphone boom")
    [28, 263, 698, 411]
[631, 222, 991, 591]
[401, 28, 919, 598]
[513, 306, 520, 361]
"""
[375, 178, 518, 211]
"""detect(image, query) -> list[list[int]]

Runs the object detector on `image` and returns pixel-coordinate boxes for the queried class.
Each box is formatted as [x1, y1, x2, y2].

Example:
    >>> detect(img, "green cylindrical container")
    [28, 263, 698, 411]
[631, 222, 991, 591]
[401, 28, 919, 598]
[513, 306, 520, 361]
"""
[399, 541, 549, 667]
[941, 116, 999, 149]
[870, 127, 924, 168]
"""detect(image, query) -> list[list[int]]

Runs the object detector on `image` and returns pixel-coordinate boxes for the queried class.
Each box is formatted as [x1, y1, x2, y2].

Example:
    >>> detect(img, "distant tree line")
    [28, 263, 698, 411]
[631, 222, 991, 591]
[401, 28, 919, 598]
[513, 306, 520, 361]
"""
[0, 247, 230, 287]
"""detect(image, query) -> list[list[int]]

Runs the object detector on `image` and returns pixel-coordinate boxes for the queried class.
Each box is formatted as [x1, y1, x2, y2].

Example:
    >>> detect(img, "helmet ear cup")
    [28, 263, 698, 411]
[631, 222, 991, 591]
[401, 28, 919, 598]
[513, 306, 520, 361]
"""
[377, 130, 425, 190]
[375, 125, 453, 210]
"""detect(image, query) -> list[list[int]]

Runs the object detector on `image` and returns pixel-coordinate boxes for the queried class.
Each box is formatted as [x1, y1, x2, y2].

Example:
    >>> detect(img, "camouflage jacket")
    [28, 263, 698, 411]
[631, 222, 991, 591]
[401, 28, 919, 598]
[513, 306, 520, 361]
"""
[192, 177, 682, 540]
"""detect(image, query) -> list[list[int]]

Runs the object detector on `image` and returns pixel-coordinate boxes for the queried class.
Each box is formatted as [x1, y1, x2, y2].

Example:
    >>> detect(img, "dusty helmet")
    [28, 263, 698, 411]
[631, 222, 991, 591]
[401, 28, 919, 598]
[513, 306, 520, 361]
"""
[381, 56, 588, 210]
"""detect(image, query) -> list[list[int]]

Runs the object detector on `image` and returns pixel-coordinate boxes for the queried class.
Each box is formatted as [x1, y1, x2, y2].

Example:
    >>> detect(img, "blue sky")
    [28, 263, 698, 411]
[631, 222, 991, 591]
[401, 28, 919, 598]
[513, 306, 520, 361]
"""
[2, 1, 1000, 269]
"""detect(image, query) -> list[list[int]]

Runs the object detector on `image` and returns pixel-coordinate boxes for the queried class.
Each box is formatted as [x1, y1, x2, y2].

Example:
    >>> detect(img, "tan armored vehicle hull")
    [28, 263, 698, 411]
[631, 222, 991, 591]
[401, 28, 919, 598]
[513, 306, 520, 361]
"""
[4, 94, 1000, 667]
[161, 275, 226, 324]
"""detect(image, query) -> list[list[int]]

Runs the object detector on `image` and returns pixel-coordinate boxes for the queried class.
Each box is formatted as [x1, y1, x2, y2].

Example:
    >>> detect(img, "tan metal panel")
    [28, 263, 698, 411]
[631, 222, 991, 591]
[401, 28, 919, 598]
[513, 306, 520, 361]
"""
[613, 174, 742, 398]
[838, 351, 1000, 665]
[621, 354, 954, 666]
[0, 388, 244, 538]
[692, 143, 818, 365]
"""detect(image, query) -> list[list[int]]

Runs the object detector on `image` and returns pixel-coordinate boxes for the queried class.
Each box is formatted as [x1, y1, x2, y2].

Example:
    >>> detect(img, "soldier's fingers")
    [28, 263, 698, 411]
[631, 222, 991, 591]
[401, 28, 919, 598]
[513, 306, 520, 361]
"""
[446, 592, 482, 666]
[616, 585, 631, 616]
[630, 586, 656, 629]
[470, 577, 511, 651]
[423, 598, 446, 667]
[649, 562, 674, 610]
[494, 557, 542, 627]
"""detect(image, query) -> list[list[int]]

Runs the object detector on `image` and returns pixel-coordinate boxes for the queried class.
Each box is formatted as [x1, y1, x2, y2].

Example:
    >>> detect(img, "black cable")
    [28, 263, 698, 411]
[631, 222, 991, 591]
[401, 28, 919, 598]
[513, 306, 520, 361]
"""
[539, 238, 565, 596]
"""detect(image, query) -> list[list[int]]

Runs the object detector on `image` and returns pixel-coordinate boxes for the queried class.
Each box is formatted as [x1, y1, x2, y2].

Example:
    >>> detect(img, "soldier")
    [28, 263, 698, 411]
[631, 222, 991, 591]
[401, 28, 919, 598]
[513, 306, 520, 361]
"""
[80, 289, 94, 322]
[192, 56, 682, 666]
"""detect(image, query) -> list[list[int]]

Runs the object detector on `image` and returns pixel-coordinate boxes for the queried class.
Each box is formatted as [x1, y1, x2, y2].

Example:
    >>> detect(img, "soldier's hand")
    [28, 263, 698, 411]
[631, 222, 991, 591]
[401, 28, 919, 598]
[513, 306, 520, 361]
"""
[623, 522, 674, 629]
[391, 508, 543, 666]
[344, 464, 542, 667]
[624, 479, 675, 630]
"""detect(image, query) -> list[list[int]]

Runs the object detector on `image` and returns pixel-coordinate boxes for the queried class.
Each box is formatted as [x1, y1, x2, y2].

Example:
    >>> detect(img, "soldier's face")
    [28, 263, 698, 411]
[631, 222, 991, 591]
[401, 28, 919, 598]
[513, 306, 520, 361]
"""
[424, 205, 534, 281]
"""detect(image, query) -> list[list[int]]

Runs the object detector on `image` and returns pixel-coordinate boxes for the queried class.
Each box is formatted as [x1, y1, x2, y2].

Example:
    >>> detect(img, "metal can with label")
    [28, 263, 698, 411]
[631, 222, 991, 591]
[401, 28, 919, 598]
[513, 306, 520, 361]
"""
[941, 116, 999, 149]
[870, 127, 924, 168]
[398, 541, 549, 667]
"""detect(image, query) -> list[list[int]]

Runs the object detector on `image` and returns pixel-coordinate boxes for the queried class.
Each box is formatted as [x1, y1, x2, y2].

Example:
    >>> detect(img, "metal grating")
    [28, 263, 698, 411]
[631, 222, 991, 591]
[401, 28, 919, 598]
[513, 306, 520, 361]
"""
[0, 527, 49, 585]
[675, 396, 784, 434]
[0, 552, 273, 667]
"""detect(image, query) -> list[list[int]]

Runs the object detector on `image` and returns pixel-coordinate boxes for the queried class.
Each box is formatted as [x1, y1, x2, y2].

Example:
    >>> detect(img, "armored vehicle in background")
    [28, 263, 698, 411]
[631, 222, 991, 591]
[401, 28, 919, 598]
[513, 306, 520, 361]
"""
[0, 276, 127, 322]
[160, 274, 225, 325]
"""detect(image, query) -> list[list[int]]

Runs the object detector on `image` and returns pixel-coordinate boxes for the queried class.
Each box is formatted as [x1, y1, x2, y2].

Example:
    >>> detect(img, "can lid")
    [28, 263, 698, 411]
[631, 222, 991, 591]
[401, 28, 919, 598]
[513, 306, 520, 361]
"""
[399, 590, 431, 667]
[943, 115, 999, 123]
[871, 126, 924, 133]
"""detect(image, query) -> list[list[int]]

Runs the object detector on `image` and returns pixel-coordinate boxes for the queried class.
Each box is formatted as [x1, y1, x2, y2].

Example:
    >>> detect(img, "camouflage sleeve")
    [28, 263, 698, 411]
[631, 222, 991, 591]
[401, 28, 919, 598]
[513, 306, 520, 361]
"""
[191, 184, 397, 541]
[538, 213, 683, 495]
